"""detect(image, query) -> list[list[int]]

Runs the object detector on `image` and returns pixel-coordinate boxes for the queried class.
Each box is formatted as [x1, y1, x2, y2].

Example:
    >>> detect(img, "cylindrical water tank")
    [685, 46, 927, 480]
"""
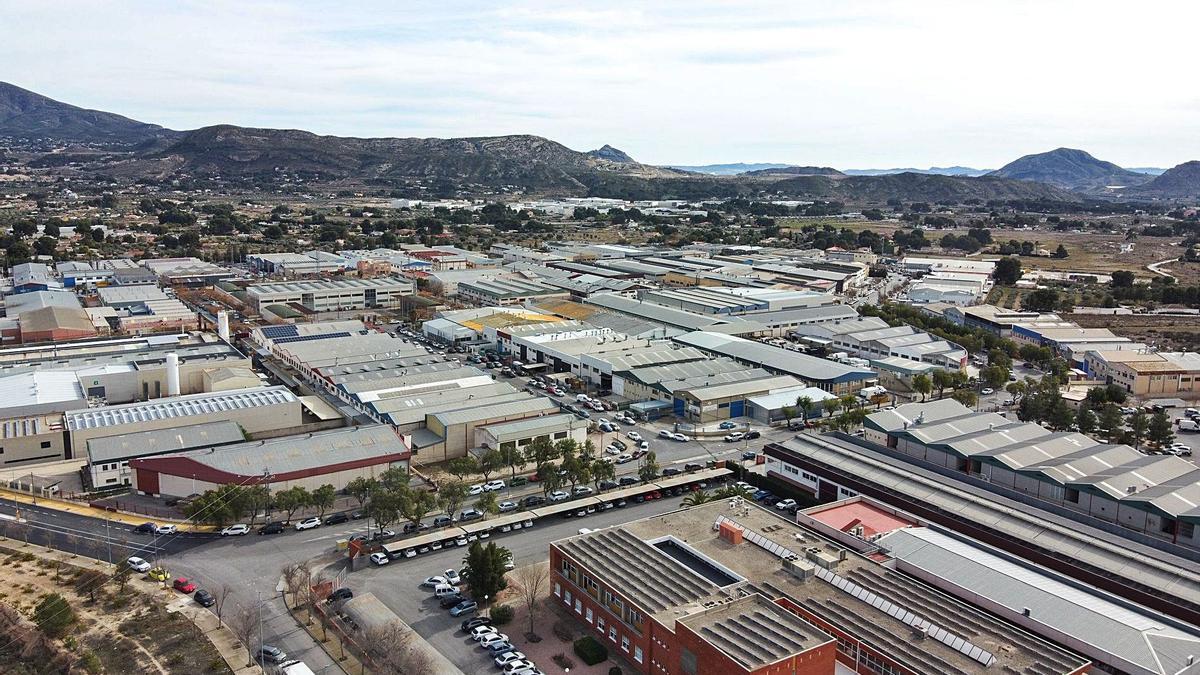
[166, 352, 180, 397]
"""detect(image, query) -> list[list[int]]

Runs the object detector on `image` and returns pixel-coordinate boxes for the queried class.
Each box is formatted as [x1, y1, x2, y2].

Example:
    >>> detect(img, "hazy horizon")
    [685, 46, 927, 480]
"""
[4, 0, 1199, 169]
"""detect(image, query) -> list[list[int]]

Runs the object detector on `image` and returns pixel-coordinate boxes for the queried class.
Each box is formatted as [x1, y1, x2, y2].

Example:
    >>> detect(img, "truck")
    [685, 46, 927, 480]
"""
[1178, 419, 1200, 432]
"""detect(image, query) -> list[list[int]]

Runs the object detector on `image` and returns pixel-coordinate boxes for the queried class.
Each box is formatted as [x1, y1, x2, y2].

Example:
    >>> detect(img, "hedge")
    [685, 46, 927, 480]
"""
[490, 604, 514, 626]
[573, 635, 608, 666]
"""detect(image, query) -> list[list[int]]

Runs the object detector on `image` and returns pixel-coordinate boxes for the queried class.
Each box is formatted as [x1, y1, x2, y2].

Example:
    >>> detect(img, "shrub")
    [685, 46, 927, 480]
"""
[552, 653, 575, 669]
[490, 603, 514, 625]
[573, 635, 608, 666]
[34, 593, 76, 637]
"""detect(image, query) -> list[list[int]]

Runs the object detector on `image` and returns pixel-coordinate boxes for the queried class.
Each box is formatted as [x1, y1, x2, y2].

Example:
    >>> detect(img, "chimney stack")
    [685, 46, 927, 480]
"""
[217, 311, 230, 342]
[165, 353, 181, 397]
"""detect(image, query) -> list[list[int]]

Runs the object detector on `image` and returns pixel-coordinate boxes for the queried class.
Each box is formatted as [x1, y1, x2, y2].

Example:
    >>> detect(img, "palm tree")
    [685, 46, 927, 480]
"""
[681, 490, 713, 507]
[795, 396, 814, 421]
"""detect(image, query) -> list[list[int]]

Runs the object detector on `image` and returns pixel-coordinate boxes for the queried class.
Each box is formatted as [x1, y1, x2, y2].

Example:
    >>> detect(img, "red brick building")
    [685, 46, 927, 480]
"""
[549, 501, 1089, 675]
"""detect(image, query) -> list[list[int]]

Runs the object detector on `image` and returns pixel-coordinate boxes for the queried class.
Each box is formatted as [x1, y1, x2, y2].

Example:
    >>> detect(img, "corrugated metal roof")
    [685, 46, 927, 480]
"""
[879, 526, 1200, 675]
[65, 386, 296, 431]
[0, 371, 85, 410]
[675, 331, 875, 383]
[86, 420, 245, 463]
[431, 396, 556, 426]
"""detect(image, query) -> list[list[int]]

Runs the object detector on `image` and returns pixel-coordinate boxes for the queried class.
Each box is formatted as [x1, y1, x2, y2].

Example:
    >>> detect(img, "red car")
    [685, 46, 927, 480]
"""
[173, 577, 196, 593]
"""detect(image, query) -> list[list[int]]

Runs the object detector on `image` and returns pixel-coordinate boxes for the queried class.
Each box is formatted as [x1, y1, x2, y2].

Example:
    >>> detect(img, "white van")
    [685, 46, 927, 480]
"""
[434, 583, 458, 598]
[277, 661, 315, 675]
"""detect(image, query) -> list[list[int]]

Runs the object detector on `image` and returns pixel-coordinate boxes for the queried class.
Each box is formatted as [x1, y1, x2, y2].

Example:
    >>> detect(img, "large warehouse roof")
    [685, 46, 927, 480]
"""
[86, 420, 246, 464]
[65, 386, 297, 431]
[675, 331, 875, 384]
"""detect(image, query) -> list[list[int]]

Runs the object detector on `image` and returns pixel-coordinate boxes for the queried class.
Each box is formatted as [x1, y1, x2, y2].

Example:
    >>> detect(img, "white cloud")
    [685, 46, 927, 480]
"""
[2, 0, 1198, 168]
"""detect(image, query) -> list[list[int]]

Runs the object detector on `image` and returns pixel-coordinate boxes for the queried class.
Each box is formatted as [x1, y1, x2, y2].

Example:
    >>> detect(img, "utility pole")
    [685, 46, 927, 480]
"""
[257, 589, 264, 671]
[105, 516, 111, 564]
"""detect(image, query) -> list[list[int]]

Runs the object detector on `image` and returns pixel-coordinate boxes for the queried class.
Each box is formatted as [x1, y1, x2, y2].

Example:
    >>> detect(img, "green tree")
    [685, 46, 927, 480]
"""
[912, 374, 932, 401]
[446, 457, 479, 481]
[1052, 244, 1069, 259]
[378, 466, 410, 493]
[34, 593, 75, 637]
[982, 365, 1010, 390]
[1097, 403, 1124, 443]
[477, 449, 504, 482]
[1149, 412, 1176, 448]
[682, 490, 714, 507]
[590, 458, 616, 490]
[1076, 407, 1097, 435]
[1128, 411, 1150, 449]
[461, 542, 510, 605]
[345, 477, 378, 510]
[399, 488, 438, 530]
[497, 443, 525, 480]
[638, 452, 660, 484]
[823, 397, 841, 418]
[475, 491, 499, 517]
[310, 484, 336, 519]
[994, 256, 1022, 285]
[951, 389, 978, 408]
[272, 486, 311, 522]
[1045, 398, 1075, 431]
[795, 396, 814, 420]
[931, 370, 953, 399]
[1023, 288, 1060, 313]
[439, 481, 469, 520]
[523, 436, 559, 473]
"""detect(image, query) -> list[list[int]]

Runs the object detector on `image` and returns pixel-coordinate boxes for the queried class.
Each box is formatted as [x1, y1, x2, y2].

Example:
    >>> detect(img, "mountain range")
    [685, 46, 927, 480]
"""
[1, 81, 1196, 202]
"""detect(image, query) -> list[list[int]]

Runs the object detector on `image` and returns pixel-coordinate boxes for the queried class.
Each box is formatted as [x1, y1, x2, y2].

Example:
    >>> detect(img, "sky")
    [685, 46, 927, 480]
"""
[4, 0, 1200, 169]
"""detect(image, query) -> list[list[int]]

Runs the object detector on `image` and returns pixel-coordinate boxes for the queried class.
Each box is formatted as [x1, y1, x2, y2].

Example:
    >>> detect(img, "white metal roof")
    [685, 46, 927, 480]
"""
[65, 386, 296, 431]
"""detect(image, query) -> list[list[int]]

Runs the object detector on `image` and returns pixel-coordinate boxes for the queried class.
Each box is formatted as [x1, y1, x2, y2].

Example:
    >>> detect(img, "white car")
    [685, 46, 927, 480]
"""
[589, 401, 605, 411]
[480, 633, 510, 649]
[627, 431, 643, 442]
[444, 569, 462, 585]
[469, 484, 485, 496]
[126, 556, 151, 573]
[658, 429, 673, 439]
[672, 433, 691, 442]
[981, 388, 995, 395]
[575, 394, 590, 403]
[421, 575, 449, 588]
[455, 535, 469, 546]
[619, 415, 635, 425]
[495, 651, 528, 667]
[548, 490, 570, 502]
[775, 499, 798, 511]
[616, 453, 633, 464]
[498, 500, 517, 513]
[155, 524, 178, 535]
[604, 445, 620, 455]
[294, 517, 322, 531]
[724, 432, 745, 443]
[369, 552, 390, 566]
[503, 660, 537, 674]
[484, 480, 506, 491]
[471, 625, 500, 640]
[220, 523, 250, 536]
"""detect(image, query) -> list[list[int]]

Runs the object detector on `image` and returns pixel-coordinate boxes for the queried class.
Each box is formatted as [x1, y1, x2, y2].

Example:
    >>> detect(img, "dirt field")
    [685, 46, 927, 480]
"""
[0, 546, 231, 674]
[1070, 314, 1200, 351]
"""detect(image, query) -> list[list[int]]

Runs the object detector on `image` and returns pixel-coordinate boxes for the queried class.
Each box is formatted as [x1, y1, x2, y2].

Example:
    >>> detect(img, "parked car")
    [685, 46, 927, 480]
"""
[616, 453, 633, 464]
[724, 432, 745, 443]
[458, 508, 484, 522]
[480, 633, 511, 649]
[671, 432, 691, 442]
[294, 517, 321, 531]
[775, 499, 798, 511]
[619, 476, 639, 486]
[421, 575, 450, 588]
[662, 467, 681, 476]
[718, 421, 737, 430]
[981, 387, 995, 395]
[256, 645, 287, 665]
[548, 490, 570, 502]
[220, 524, 250, 536]
[484, 479, 506, 491]
[194, 589, 216, 607]
[462, 617, 493, 632]
[155, 524, 178, 535]
[323, 513, 349, 526]
[125, 556, 151, 573]
[148, 567, 170, 582]
[173, 577, 197, 593]
[522, 495, 546, 507]
[495, 651, 528, 668]
[258, 522, 285, 535]
[627, 431, 643, 442]
[498, 500, 518, 513]
[598, 480, 619, 490]
[326, 588, 353, 604]
[471, 625, 501, 640]
[469, 484, 486, 496]
[132, 522, 157, 534]
[450, 600, 479, 617]
[742, 451, 757, 461]
[572, 485, 594, 496]
[745, 430, 761, 440]
[369, 552, 390, 566]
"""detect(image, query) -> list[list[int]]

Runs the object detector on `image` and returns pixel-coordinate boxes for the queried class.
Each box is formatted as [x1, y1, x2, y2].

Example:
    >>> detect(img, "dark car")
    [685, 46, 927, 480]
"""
[462, 616, 493, 632]
[745, 430, 761, 440]
[619, 476, 638, 486]
[742, 451, 757, 461]
[350, 510, 366, 520]
[598, 480, 619, 491]
[258, 522, 285, 535]
[662, 467, 681, 477]
[194, 589, 216, 607]
[521, 495, 546, 507]
[433, 515, 453, 528]
[326, 587, 353, 604]
[439, 592, 466, 608]
[683, 463, 703, 472]
[132, 522, 157, 534]
[323, 513, 349, 526]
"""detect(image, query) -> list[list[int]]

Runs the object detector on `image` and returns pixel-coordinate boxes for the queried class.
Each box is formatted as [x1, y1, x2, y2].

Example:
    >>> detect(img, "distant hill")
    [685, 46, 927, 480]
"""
[761, 172, 1078, 203]
[843, 166, 990, 177]
[0, 81, 179, 145]
[587, 144, 635, 163]
[665, 162, 793, 175]
[989, 147, 1151, 192]
[1127, 167, 1167, 176]
[741, 166, 844, 177]
[1127, 161, 1200, 199]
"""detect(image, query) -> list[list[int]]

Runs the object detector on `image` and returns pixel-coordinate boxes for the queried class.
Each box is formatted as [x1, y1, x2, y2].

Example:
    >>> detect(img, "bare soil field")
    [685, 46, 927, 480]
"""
[1070, 314, 1200, 351]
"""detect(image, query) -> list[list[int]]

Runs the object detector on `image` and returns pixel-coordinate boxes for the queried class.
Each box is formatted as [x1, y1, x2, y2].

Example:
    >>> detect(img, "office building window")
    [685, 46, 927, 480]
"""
[553, 583, 561, 597]
[634, 646, 643, 663]
[585, 608, 593, 623]
[609, 626, 617, 642]
[621, 636, 630, 652]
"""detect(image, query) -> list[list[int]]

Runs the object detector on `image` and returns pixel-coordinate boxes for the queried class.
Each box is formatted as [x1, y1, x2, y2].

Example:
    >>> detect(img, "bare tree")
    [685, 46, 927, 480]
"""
[362, 620, 433, 674]
[214, 584, 234, 628]
[512, 563, 550, 638]
[281, 562, 306, 611]
[63, 533, 79, 559]
[228, 601, 261, 668]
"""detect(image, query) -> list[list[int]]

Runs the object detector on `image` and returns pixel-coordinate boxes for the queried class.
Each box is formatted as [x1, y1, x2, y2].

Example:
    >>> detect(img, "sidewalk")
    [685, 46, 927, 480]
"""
[0, 485, 216, 531]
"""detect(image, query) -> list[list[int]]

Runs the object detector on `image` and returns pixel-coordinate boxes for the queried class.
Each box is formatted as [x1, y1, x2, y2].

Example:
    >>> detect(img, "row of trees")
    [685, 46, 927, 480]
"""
[182, 482, 340, 525]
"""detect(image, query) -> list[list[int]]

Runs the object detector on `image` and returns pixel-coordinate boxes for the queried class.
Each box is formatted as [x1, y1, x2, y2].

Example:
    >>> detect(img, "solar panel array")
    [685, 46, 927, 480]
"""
[272, 331, 351, 345]
[813, 566, 996, 666]
[713, 514, 800, 561]
[260, 325, 299, 340]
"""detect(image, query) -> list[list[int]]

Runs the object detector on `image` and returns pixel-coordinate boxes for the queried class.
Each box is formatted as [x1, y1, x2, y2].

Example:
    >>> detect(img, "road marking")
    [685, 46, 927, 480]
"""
[303, 535, 332, 543]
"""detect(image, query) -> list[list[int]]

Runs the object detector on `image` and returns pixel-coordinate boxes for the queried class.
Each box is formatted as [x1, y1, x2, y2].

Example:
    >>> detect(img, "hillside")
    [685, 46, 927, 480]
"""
[587, 144, 635, 163]
[766, 172, 1079, 204]
[665, 162, 793, 175]
[1128, 161, 1200, 199]
[0, 81, 178, 145]
[843, 166, 990, 177]
[989, 147, 1151, 192]
[741, 165, 844, 177]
